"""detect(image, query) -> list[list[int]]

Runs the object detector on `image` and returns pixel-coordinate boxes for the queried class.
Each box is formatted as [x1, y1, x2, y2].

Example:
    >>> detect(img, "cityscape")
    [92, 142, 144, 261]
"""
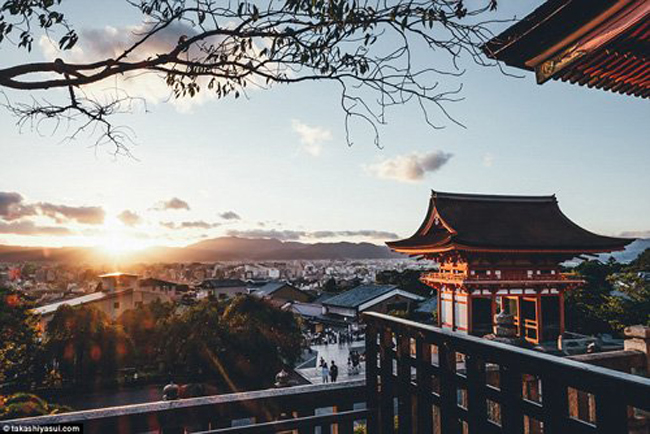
[1, 0, 649, 433]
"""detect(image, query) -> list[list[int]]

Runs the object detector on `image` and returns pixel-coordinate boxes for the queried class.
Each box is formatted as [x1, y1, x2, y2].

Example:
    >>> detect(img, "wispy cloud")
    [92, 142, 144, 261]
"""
[161, 220, 220, 230]
[152, 197, 190, 211]
[365, 150, 453, 182]
[483, 153, 494, 168]
[228, 229, 306, 241]
[227, 228, 398, 241]
[0, 191, 104, 225]
[0, 192, 36, 221]
[118, 210, 142, 227]
[0, 221, 72, 236]
[38, 203, 105, 225]
[219, 211, 241, 220]
[619, 230, 650, 239]
[311, 230, 399, 240]
[291, 119, 333, 157]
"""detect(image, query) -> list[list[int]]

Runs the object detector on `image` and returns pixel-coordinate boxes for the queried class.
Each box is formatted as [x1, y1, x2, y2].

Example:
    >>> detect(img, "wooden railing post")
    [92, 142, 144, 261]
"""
[542, 374, 568, 434]
[465, 354, 487, 434]
[397, 332, 413, 434]
[438, 340, 460, 434]
[596, 390, 628, 434]
[415, 333, 433, 434]
[365, 323, 380, 434]
[379, 327, 396, 434]
[500, 365, 524, 433]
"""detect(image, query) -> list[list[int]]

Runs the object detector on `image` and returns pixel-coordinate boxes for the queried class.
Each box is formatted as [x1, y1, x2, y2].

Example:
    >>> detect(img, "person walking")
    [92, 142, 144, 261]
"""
[320, 359, 330, 383]
[330, 360, 338, 383]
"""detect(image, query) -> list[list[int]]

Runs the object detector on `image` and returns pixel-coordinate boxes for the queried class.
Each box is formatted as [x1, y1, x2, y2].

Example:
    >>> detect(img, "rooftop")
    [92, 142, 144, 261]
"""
[483, 0, 649, 98]
[387, 190, 633, 255]
[323, 284, 398, 308]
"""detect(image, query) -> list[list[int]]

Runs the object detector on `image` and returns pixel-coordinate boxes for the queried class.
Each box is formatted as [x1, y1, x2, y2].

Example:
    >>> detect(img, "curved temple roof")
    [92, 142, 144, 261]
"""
[387, 191, 633, 254]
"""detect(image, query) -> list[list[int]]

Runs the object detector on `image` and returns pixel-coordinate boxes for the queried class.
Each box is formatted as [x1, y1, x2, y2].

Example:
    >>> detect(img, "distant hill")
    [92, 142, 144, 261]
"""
[0, 236, 402, 264]
[599, 238, 650, 263]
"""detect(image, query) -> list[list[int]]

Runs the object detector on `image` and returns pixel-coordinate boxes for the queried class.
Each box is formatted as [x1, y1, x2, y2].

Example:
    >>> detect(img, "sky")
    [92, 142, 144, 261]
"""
[1, 0, 649, 252]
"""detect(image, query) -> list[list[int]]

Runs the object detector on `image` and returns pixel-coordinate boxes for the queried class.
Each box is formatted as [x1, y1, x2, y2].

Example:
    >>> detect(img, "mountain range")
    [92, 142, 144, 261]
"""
[0, 236, 647, 265]
[0, 236, 402, 264]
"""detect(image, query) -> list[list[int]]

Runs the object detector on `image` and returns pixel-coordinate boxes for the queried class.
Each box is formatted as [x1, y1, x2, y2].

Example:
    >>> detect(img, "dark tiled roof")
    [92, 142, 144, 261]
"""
[253, 281, 289, 297]
[323, 285, 397, 309]
[387, 191, 632, 254]
[415, 297, 438, 314]
[199, 278, 246, 288]
[483, 0, 649, 99]
[482, 0, 613, 71]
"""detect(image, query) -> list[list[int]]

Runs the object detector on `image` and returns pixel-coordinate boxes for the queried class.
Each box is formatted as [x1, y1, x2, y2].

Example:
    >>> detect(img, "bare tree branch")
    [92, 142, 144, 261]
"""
[0, 0, 509, 152]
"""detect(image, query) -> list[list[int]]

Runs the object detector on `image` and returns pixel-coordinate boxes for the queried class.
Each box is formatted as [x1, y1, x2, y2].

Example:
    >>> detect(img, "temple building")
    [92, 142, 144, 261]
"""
[387, 191, 633, 344]
[483, 0, 649, 98]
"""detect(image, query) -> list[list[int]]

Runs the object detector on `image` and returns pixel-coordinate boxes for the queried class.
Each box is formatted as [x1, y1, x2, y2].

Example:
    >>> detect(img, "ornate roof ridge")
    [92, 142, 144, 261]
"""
[431, 190, 557, 203]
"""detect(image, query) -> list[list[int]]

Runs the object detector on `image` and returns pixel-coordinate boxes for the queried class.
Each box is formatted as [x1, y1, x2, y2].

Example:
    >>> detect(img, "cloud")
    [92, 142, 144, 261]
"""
[38, 203, 105, 225]
[219, 211, 241, 220]
[310, 230, 399, 240]
[153, 197, 190, 211]
[483, 153, 494, 168]
[227, 229, 307, 241]
[227, 228, 399, 241]
[619, 231, 650, 239]
[0, 192, 37, 221]
[291, 120, 333, 157]
[117, 210, 142, 227]
[0, 221, 72, 236]
[365, 150, 453, 182]
[161, 220, 220, 230]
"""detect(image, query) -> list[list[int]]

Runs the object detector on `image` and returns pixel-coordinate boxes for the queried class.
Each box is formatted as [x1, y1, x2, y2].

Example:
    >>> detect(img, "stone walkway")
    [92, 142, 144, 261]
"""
[296, 340, 366, 384]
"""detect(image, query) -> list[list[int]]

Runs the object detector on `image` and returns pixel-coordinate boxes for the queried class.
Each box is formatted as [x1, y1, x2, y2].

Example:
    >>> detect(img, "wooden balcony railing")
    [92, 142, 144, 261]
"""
[3, 314, 650, 434]
[363, 312, 650, 434]
[0, 380, 368, 434]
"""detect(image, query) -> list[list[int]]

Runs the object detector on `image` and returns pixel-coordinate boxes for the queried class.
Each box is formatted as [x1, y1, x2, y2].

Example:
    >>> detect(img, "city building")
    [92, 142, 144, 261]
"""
[32, 272, 169, 331]
[197, 278, 249, 299]
[251, 281, 312, 304]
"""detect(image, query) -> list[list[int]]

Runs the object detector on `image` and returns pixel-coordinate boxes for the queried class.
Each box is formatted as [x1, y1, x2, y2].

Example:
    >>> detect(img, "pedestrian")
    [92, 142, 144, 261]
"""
[330, 360, 338, 383]
[321, 360, 330, 383]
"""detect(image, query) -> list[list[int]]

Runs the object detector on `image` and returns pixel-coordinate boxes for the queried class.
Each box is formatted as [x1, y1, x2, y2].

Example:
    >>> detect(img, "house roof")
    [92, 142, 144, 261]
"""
[139, 278, 189, 291]
[415, 297, 438, 314]
[483, 0, 649, 98]
[32, 289, 133, 316]
[387, 191, 632, 255]
[323, 285, 398, 309]
[286, 302, 323, 318]
[252, 281, 290, 297]
[199, 278, 246, 289]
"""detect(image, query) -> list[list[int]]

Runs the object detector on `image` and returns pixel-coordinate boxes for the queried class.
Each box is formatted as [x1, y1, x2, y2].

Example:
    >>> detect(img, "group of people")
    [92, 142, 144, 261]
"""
[347, 350, 362, 375]
[319, 358, 339, 383]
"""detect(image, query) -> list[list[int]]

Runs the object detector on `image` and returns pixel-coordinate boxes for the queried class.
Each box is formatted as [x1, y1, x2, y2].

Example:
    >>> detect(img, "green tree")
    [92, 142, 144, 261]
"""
[564, 260, 619, 335]
[117, 299, 173, 367]
[222, 296, 304, 385]
[45, 305, 132, 384]
[628, 248, 650, 272]
[160, 300, 227, 381]
[0, 393, 71, 421]
[376, 269, 432, 297]
[160, 296, 304, 390]
[0, 287, 43, 387]
[602, 272, 650, 332]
